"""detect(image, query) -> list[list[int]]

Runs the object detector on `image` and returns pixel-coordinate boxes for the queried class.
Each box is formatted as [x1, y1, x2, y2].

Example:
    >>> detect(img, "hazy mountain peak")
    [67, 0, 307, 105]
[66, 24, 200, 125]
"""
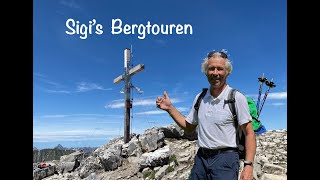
[54, 144, 65, 150]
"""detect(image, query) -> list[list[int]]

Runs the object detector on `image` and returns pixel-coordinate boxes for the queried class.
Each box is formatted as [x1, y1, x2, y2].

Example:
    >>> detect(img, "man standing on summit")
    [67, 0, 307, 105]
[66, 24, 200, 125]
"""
[156, 50, 256, 180]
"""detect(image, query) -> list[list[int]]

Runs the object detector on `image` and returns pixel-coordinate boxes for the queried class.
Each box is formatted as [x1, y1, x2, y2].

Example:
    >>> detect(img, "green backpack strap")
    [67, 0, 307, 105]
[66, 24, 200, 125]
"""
[194, 88, 208, 113]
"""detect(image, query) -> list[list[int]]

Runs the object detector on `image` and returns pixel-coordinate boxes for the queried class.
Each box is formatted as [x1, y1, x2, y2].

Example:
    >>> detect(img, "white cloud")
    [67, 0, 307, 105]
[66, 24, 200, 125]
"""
[35, 76, 112, 93]
[76, 82, 112, 92]
[33, 73, 47, 78]
[44, 89, 71, 94]
[133, 106, 189, 115]
[106, 102, 124, 109]
[135, 110, 167, 115]
[41, 114, 69, 118]
[105, 97, 183, 109]
[134, 99, 155, 106]
[40, 113, 122, 119]
[267, 92, 287, 99]
[270, 102, 286, 106]
[34, 73, 62, 87]
[247, 91, 287, 100]
[33, 129, 121, 142]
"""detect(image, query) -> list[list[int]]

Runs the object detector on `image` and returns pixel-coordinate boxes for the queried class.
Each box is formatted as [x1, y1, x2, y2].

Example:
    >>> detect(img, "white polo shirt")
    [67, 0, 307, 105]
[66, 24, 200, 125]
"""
[186, 85, 251, 149]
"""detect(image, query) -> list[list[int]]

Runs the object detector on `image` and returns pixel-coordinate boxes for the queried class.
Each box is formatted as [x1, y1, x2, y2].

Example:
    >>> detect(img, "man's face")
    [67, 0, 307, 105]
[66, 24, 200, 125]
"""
[206, 57, 228, 89]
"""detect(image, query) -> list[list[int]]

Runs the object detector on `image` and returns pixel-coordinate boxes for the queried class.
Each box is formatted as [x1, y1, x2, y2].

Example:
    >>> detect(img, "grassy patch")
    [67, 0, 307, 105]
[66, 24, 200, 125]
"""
[143, 170, 155, 179]
[167, 165, 174, 173]
[169, 154, 179, 165]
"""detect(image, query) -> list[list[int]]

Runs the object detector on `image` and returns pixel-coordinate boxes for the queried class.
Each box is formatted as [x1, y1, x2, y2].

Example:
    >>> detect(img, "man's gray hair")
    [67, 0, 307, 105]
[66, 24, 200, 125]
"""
[201, 51, 233, 75]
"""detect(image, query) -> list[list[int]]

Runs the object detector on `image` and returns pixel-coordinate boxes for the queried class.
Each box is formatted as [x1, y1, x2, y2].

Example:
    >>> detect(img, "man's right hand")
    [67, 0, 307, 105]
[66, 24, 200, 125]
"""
[156, 91, 172, 111]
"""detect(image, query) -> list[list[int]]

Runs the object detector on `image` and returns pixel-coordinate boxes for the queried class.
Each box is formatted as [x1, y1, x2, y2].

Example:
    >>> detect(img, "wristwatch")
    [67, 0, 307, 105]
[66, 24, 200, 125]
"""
[243, 161, 253, 167]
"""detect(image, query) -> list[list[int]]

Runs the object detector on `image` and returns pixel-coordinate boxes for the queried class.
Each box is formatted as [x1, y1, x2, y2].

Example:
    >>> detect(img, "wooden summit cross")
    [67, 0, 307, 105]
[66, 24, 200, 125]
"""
[113, 48, 144, 143]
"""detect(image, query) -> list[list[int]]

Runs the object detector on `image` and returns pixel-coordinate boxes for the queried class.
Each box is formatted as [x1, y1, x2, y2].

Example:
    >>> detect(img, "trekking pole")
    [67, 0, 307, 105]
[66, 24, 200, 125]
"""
[256, 73, 267, 111]
[258, 78, 276, 118]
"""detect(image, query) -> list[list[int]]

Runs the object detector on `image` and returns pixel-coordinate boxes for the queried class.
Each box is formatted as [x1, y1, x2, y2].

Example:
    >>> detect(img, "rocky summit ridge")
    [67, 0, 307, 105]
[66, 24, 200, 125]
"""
[33, 124, 287, 180]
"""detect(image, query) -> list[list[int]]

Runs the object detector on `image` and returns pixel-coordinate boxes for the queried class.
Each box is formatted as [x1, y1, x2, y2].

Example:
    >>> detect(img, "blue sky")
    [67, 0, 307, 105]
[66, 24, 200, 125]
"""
[33, 0, 287, 149]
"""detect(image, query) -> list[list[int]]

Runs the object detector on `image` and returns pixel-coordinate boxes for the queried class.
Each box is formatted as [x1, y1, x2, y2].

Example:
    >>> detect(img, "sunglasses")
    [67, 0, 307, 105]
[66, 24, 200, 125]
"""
[207, 51, 228, 59]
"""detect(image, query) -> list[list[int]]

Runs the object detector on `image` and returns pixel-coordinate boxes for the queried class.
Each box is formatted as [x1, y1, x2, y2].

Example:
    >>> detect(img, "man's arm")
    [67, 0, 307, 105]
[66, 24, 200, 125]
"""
[240, 121, 256, 180]
[241, 121, 256, 162]
[156, 91, 197, 132]
[166, 105, 197, 132]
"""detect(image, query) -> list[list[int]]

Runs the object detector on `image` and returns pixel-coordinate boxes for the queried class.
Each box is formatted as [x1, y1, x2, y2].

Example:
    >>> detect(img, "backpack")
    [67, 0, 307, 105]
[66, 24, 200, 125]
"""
[193, 88, 266, 160]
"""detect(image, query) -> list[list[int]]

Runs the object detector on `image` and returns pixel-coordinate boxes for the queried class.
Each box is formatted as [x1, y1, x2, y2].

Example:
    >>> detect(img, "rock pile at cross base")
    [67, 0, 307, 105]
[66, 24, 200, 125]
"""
[33, 124, 287, 180]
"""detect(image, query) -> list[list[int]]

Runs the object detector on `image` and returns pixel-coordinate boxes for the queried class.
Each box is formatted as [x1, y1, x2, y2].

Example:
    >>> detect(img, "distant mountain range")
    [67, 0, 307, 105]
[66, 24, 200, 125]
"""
[33, 144, 97, 163]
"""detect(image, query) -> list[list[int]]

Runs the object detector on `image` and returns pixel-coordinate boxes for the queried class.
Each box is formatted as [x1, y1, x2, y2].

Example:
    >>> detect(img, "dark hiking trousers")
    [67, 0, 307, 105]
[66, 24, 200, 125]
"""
[189, 148, 239, 180]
